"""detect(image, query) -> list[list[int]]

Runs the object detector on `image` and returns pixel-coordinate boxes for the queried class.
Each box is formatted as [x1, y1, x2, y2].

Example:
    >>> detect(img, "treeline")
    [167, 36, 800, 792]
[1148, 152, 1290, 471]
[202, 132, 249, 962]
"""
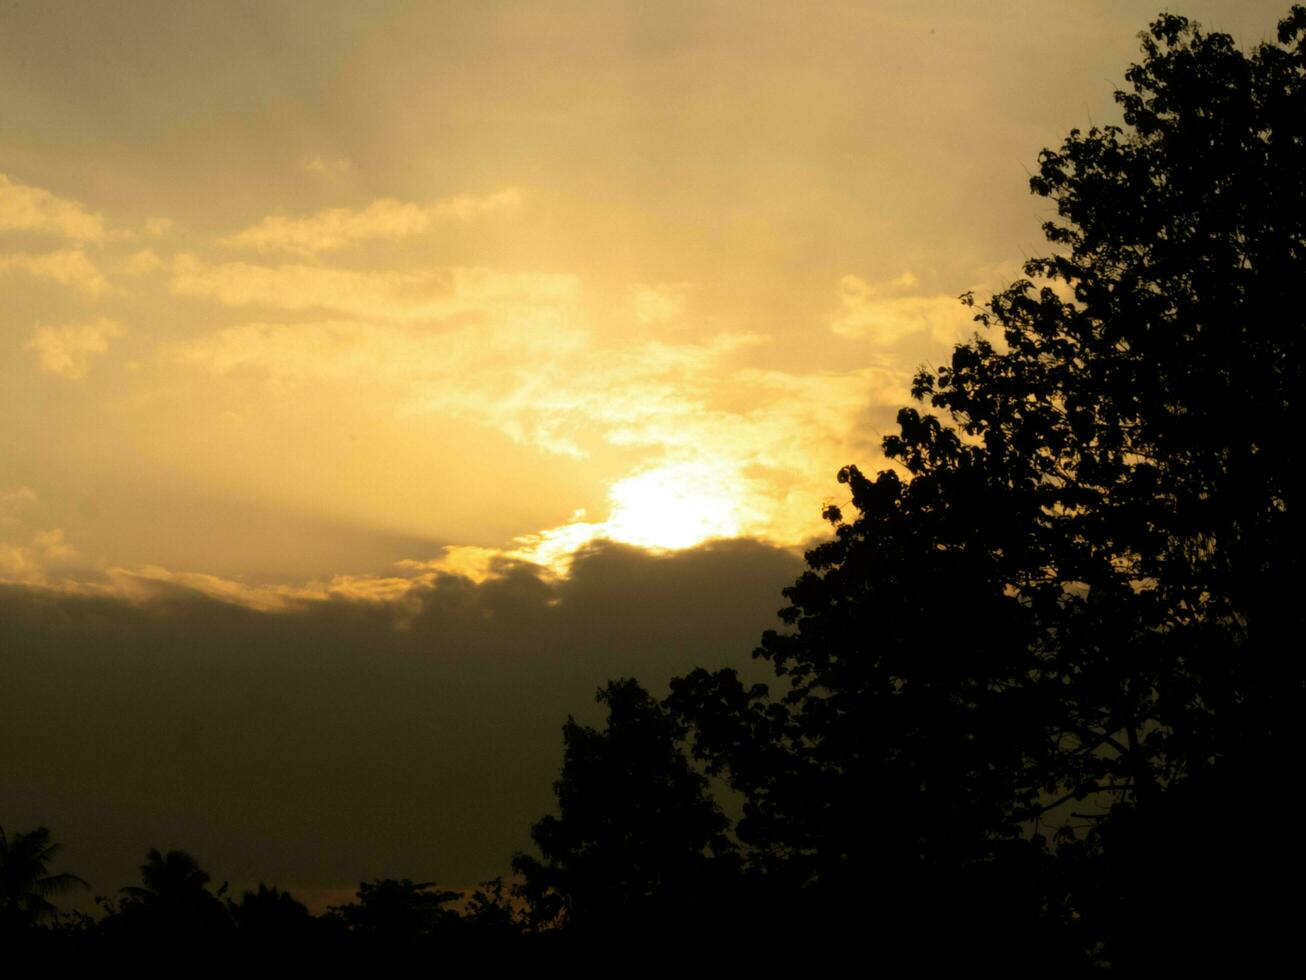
[7, 9, 1306, 972]
[0, 842, 532, 963]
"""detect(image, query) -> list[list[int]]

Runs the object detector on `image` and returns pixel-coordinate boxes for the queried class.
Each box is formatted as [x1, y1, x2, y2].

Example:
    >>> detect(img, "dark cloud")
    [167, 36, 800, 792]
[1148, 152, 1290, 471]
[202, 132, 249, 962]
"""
[0, 538, 800, 902]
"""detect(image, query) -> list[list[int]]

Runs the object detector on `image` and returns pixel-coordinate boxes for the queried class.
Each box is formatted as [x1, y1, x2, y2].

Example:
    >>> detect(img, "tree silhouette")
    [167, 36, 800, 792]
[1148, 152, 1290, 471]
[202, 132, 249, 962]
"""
[117, 848, 229, 936]
[513, 679, 737, 940]
[326, 878, 460, 950]
[667, 7, 1306, 969]
[919, 8, 1306, 806]
[229, 883, 312, 936]
[0, 825, 87, 928]
[459, 877, 521, 939]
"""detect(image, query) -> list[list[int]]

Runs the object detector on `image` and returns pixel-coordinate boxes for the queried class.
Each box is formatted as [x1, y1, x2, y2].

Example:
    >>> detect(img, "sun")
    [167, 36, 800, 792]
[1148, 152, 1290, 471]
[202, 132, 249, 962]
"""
[602, 462, 744, 551]
[466, 461, 757, 575]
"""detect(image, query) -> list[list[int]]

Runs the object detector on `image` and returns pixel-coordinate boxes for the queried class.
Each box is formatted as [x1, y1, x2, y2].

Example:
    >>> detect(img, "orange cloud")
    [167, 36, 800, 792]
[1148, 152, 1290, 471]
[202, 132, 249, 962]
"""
[219, 189, 524, 254]
[0, 173, 108, 242]
[0, 249, 109, 293]
[632, 282, 693, 324]
[830, 272, 975, 345]
[24, 317, 125, 378]
[169, 255, 573, 320]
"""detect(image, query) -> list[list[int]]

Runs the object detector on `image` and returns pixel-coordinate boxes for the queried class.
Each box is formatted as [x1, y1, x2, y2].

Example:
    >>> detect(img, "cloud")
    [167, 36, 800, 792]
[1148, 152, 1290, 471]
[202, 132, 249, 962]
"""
[173, 318, 559, 388]
[118, 248, 164, 277]
[177, 319, 399, 380]
[170, 255, 574, 321]
[33, 528, 77, 562]
[403, 331, 776, 457]
[0, 538, 801, 897]
[302, 155, 352, 177]
[400, 330, 907, 544]
[0, 491, 81, 586]
[143, 216, 174, 238]
[220, 189, 524, 254]
[24, 317, 125, 378]
[0, 490, 44, 585]
[101, 565, 313, 612]
[177, 311, 905, 547]
[632, 282, 692, 324]
[0, 487, 38, 526]
[0, 543, 41, 583]
[0, 173, 108, 242]
[0, 248, 109, 293]
[830, 272, 975, 345]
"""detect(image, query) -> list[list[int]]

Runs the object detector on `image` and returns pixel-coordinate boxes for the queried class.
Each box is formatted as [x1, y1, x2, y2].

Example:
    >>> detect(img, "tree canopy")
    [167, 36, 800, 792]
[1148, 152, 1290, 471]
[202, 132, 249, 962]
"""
[659, 7, 1306, 968]
[512, 678, 738, 939]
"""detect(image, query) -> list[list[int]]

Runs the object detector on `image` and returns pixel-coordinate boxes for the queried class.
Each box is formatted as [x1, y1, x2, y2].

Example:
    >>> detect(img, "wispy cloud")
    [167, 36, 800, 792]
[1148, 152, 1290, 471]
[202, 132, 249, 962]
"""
[24, 317, 125, 379]
[178, 312, 905, 549]
[143, 216, 174, 238]
[632, 282, 693, 324]
[0, 488, 81, 587]
[117, 248, 164, 278]
[33, 527, 77, 561]
[170, 255, 573, 321]
[830, 271, 974, 345]
[0, 541, 42, 584]
[0, 173, 108, 242]
[219, 189, 524, 254]
[0, 487, 38, 526]
[301, 155, 352, 177]
[0, 248, 109, 293]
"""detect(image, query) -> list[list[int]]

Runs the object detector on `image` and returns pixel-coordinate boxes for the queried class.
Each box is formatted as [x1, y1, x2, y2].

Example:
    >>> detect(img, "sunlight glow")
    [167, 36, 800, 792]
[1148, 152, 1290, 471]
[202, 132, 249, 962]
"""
[425, 463, 752, 582]
[603, 462, 744, 550]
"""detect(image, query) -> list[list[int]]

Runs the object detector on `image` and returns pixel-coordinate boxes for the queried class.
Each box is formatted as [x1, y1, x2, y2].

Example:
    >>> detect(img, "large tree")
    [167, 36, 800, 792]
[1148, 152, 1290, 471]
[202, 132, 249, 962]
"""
[670, 6, 1306, 968]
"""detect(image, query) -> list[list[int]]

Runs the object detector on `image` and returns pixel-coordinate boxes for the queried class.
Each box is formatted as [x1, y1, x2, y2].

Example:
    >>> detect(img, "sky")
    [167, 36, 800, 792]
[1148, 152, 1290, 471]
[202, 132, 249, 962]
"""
[1, 0, 1294, 905]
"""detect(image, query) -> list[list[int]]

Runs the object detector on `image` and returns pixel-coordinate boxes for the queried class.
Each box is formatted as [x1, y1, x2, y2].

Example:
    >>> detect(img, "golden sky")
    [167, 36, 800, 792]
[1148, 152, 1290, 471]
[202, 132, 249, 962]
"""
[0, 0, 1294, 896]
[6, 0, 1284, 597]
